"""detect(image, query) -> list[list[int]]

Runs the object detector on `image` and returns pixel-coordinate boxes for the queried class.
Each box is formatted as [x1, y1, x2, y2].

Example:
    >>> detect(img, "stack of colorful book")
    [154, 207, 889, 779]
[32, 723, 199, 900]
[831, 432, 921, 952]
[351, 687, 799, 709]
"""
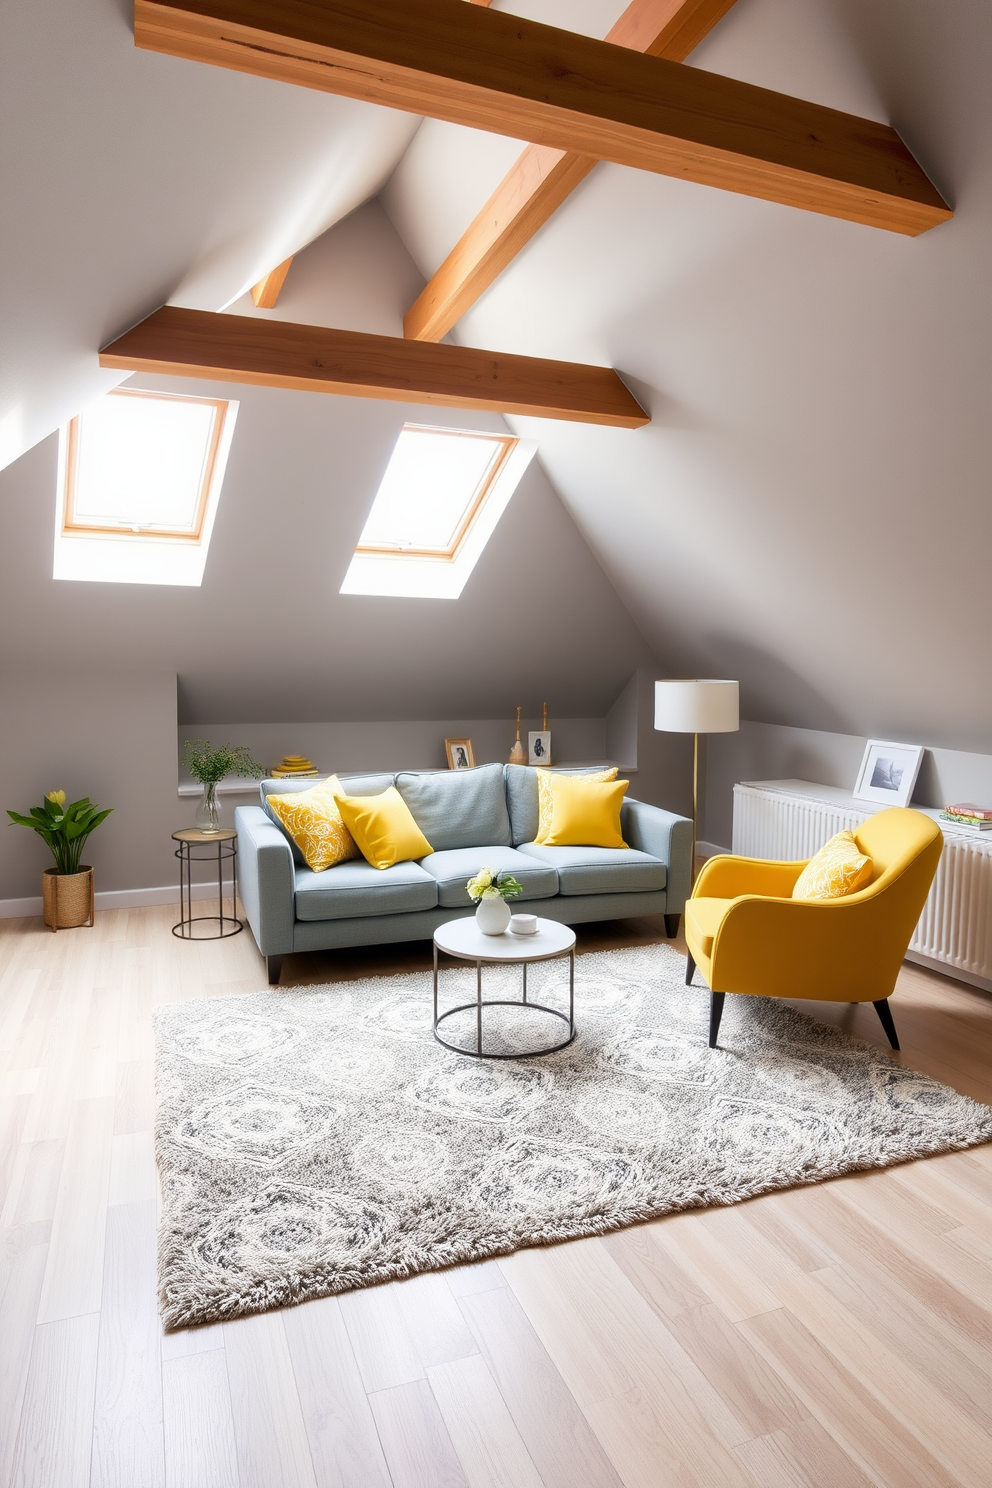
[938, 803, 992, 833]
[269, 754, 320, 779]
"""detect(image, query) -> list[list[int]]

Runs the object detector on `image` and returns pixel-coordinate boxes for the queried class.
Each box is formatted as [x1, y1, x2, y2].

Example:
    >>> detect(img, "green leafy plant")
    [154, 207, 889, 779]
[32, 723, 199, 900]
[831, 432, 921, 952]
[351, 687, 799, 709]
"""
[466, 867, 524, 902]
[183, 739, 263, 785]
[7, 790, 113, 875]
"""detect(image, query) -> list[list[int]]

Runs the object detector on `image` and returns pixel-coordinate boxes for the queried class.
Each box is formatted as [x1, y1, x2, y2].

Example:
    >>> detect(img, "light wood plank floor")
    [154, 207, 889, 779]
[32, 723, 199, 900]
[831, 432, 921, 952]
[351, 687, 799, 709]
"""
[2, 903, 991, 1488]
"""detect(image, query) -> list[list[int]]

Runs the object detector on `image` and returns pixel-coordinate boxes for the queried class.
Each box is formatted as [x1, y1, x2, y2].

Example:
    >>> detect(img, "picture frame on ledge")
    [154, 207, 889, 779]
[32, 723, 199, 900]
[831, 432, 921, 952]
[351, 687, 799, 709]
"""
[853, 739, 925, 809]
[445, 738, 475, 771]
[528, 731, 552, 766]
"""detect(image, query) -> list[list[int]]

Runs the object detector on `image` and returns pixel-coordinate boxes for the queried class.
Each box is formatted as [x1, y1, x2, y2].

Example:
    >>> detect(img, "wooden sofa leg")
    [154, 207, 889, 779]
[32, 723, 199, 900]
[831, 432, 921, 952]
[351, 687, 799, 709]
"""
[685, 952, 695, 987]
[709, 992, 725, 1048]
[873, 998, 900, 1051]
[267, 955, 284, 987]
[664, 913, 680, 938]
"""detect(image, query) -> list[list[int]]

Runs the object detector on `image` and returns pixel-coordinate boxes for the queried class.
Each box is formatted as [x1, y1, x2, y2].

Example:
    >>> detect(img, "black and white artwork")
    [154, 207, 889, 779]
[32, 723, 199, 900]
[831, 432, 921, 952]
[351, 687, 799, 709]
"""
[854, 741, 924, 809]
[870, 757, 904, 791]
[528, 731, 552, 766]
[445, 738, 475, 770]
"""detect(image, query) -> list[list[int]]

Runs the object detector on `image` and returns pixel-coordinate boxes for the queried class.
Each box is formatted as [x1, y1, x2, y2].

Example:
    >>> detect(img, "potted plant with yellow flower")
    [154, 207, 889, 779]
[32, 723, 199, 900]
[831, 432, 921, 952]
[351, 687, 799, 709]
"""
[466, 866, 523, 934]
[7, 791, 113, 931]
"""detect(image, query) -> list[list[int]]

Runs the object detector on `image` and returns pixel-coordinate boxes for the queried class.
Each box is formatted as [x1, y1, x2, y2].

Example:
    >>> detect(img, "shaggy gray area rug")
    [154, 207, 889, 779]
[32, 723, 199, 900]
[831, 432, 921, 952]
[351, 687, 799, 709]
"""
[154, 943, 992, 1329]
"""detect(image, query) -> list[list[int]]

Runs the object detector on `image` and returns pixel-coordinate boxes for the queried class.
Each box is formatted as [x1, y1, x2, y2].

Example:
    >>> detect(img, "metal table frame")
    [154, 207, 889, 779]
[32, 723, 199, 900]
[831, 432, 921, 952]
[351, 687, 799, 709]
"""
[433, 936, 575, 1059]
[172, 828, 243, 940]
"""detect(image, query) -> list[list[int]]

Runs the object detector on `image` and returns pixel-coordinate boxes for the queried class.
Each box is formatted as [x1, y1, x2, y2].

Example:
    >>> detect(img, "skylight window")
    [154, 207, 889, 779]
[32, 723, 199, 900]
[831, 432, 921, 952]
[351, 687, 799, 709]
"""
[356, 426, 513, 558]
[341, 423, 536, 600]
[54, 388, 238, 586]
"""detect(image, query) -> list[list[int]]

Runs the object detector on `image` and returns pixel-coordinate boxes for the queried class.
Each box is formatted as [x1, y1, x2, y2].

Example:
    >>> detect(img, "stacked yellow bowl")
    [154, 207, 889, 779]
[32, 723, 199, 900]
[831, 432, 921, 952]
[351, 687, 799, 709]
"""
[270, 754, 320, 778]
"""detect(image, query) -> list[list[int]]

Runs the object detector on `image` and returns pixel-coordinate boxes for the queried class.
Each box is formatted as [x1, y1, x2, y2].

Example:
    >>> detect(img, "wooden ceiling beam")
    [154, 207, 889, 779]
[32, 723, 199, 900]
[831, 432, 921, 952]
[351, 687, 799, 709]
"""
[99, 306, 649, 427]
[250, 255, 295, 309]
[134, 0, 950, 239]
[406, 0, 741, 342]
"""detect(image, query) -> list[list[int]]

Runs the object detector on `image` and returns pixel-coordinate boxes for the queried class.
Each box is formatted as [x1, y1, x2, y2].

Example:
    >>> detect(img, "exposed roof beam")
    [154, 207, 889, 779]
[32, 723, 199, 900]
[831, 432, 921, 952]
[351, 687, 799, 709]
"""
[406, 0, 740, 342]
[134, 0, 950, 237]
[250, 255, 295, 308]
[99, 307, 649, 427]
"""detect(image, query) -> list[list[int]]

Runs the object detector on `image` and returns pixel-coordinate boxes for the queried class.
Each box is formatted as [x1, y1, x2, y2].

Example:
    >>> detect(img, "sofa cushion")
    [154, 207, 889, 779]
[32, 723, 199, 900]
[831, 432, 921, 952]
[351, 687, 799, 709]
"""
[395, 764, 512, 851]
[517, 842, 667, 896]
[420, 846, 558, 909]
[506, 765, 622, 846]
[294, 857, 437, 922]
[264, 775, 359, 873]
[261, 773, 394, 865]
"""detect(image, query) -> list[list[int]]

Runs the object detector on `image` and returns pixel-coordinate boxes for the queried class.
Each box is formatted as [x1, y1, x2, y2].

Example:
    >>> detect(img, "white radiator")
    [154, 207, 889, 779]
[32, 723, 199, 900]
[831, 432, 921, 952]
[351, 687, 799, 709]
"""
[732, 780, 992, 992]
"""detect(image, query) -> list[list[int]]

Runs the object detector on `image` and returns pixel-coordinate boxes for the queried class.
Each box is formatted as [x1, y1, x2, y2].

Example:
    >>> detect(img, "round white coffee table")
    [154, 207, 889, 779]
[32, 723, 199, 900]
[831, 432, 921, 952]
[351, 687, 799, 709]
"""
[432, 916, 577, 1059]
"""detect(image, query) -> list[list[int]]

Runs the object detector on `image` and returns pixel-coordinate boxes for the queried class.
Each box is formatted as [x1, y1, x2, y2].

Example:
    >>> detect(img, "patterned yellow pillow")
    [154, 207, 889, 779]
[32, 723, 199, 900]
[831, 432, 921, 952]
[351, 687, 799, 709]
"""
[534, 766, 618, 844]
[265, 775, 359, 873]
[792, 830, 873, 901]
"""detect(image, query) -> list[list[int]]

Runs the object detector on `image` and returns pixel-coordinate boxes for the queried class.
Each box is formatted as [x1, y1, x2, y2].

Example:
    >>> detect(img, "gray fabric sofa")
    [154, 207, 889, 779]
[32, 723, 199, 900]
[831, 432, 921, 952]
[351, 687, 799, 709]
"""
[235, 763, 693, 984]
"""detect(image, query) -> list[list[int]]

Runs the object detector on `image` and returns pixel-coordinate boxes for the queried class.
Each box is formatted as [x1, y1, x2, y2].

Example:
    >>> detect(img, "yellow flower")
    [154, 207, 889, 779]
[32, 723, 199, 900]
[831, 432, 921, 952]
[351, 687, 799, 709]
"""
[466, 867, 496, 900]
[46, 790, 66, 807]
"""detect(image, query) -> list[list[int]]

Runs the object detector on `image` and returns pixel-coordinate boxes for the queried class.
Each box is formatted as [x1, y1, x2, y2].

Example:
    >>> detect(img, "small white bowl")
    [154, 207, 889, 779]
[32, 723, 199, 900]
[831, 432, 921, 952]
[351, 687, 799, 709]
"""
[509, 913, 538, 936]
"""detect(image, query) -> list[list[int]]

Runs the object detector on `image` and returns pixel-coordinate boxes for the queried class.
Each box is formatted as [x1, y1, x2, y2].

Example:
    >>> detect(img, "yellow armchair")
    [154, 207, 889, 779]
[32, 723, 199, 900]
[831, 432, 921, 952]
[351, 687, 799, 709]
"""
[684, 807, 943, 1050]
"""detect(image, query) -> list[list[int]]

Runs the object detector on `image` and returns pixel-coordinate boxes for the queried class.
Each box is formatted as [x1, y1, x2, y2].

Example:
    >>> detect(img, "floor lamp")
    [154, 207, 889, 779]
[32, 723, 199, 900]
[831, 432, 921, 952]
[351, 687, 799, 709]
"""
[654, 680, 740, 882]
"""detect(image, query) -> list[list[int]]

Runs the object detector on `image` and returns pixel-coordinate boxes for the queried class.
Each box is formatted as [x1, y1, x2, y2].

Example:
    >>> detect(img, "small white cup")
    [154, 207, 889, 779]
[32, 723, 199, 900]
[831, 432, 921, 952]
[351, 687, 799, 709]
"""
[510, 913, 538, 936]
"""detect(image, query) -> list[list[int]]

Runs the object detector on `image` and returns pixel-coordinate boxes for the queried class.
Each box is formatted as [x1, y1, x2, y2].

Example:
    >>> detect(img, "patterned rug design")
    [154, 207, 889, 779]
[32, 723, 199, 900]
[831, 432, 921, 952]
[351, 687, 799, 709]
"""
[154, 944, 992, 1329]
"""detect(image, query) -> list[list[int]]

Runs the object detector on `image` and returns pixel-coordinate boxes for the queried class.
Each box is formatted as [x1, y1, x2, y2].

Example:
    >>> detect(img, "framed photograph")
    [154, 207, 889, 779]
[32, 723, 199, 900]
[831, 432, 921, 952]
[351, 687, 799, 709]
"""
[528, 731, 552, 766]
[445, 738, 475, 771]
[853, 740, 924, 809]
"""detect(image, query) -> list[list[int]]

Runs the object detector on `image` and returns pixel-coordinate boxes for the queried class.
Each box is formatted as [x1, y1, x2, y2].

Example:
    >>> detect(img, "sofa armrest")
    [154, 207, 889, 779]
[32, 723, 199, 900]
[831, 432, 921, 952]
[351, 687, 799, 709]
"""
[693, 854, 806, 901]
[234, 806, 295, 956]
[622, 798, 694, 913]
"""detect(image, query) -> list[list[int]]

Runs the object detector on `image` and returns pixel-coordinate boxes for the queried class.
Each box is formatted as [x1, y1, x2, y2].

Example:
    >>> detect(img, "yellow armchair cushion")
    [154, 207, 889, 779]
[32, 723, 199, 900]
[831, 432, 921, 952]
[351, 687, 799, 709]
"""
[685, 897, 735, 959]
[792, 830, 873, 901]
[332, 786, 433, 870]
[542, 773, 629, 848]
[534, 766, 617, 843]
[265, 775, 359, 873]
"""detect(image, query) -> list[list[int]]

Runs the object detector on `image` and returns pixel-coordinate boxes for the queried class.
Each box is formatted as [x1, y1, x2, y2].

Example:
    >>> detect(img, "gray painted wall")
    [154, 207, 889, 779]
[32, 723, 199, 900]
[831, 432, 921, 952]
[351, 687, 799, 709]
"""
[703, 720, 992, 849]
[0, 670, 178, 899]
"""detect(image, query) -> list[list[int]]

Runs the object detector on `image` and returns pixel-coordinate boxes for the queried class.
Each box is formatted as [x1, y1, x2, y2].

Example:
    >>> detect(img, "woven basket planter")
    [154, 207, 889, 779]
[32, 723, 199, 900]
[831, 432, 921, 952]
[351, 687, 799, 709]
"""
[42, 866, 94, 931]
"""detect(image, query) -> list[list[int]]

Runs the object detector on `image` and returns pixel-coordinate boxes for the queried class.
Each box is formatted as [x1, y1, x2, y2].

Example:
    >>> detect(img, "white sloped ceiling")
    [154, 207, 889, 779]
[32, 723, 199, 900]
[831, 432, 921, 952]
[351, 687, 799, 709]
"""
[0, 0, 420, 473]
[381, 0, 992, 749]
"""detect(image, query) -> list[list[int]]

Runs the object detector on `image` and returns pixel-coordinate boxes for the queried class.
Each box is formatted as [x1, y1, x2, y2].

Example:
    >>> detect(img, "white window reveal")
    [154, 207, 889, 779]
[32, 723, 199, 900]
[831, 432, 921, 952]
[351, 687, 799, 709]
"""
[54, 388, 238, 586]
[340, 423, 536, 600]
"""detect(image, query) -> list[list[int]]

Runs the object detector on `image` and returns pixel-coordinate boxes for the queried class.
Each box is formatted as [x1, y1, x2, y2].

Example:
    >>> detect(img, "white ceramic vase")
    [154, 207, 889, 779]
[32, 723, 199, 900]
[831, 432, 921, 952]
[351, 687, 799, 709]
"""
[475, 895, 511, 935]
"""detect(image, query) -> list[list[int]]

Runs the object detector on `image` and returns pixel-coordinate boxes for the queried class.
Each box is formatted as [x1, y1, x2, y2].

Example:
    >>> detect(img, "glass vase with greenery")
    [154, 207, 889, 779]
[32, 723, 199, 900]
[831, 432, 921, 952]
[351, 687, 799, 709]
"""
[183, 739, 264, 833]
[7, 791, 113, 875]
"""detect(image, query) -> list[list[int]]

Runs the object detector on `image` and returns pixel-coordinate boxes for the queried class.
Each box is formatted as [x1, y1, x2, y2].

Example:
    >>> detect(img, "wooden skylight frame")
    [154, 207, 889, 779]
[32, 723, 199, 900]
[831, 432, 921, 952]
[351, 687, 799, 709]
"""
[61, 387, 230, 543]
[354, 424, 517, 563]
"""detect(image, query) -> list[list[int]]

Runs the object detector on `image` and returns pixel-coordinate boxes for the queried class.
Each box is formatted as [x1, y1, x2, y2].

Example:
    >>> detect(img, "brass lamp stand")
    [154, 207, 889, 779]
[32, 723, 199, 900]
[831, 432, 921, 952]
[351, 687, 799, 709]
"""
[654, 680, 740, 885]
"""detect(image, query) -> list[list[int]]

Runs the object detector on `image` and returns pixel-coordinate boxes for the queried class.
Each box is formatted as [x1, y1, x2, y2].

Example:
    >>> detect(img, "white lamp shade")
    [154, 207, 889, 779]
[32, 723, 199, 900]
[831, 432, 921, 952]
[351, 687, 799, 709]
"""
[654, 679, 739, 734]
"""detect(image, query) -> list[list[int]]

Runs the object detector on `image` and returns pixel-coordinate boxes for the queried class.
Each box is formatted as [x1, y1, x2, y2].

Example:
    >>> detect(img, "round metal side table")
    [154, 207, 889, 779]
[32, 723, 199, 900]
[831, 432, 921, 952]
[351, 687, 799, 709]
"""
[172, 828, 243, 940]
[433, 916, 576, 1059]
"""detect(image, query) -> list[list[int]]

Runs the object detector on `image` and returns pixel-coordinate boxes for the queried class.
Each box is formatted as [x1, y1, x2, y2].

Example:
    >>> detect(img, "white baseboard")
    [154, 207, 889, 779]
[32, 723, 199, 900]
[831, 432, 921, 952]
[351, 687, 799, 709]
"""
[0, 881, 236, 920]
[696, 840, 730, 859]
[905, 949, 992, 995]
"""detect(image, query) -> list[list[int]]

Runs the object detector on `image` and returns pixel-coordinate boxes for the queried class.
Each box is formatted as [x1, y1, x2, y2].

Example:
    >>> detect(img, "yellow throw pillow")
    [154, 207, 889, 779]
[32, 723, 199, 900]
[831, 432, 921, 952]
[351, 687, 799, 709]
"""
[265, 775, 359, 873]
[534, 766, 618, 844]
[332, 786, 433, 870]
[792, 830, 873, 901]
[543, 773, 629, 849]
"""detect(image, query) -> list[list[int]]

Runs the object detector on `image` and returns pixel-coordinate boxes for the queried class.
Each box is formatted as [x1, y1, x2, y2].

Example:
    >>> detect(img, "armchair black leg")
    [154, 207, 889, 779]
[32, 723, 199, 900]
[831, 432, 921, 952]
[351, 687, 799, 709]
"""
[709, 992, 725, 1049]
[665, 913, 681, 938]
[873, 999, 900, 1051]
[685, 952, 695, 987]
[267, 955, 284, 987]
